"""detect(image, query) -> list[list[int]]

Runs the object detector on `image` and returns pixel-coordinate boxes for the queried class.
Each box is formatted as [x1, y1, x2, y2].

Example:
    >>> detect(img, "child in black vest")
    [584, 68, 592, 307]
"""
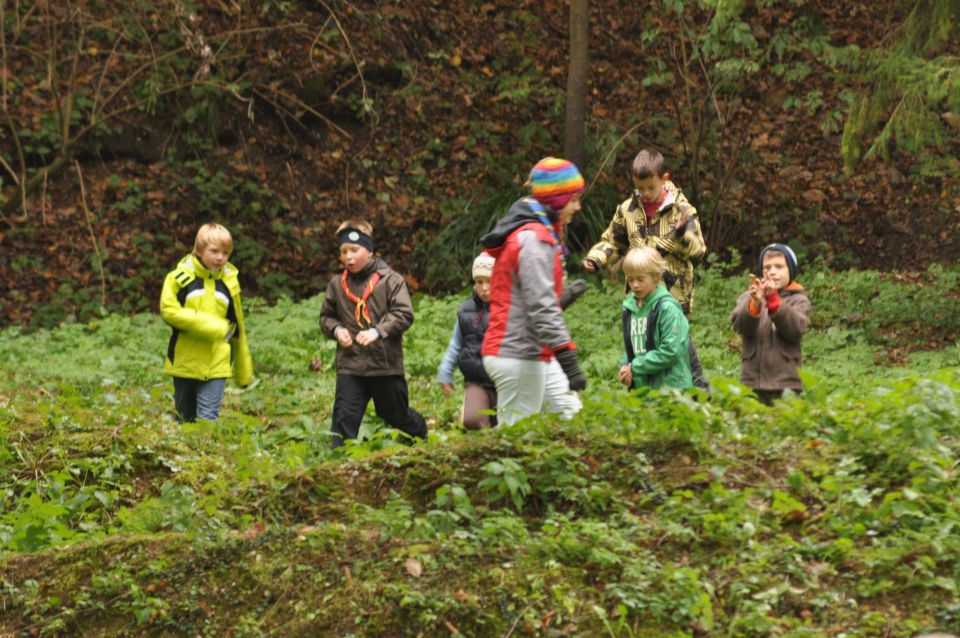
[436, 252, 498, 429]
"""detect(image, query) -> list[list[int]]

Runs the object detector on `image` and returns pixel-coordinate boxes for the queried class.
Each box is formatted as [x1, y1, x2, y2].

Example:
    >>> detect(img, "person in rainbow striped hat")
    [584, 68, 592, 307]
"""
[478, 157, 587, 426]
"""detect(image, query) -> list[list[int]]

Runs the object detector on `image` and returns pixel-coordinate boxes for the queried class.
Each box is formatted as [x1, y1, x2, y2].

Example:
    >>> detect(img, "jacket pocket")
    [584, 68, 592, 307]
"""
[777, 339, 801, 364]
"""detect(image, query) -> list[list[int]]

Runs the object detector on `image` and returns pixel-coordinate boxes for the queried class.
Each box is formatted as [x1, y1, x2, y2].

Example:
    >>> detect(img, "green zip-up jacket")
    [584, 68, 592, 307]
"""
[620, 283, 692, 392]
[160, 254, 253, 385]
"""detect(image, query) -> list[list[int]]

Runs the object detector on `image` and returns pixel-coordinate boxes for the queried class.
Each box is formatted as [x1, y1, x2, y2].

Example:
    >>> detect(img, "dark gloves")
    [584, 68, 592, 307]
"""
[559, 279, 588, 310]
[555, 346, 587, 391]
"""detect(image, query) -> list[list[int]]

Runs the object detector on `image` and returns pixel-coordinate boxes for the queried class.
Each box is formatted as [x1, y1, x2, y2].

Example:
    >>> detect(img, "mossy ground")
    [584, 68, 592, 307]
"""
[1, 264, 959, 636]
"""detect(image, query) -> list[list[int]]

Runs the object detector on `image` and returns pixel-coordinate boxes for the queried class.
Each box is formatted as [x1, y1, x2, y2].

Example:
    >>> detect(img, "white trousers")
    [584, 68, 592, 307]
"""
[483, 356, 582, 426]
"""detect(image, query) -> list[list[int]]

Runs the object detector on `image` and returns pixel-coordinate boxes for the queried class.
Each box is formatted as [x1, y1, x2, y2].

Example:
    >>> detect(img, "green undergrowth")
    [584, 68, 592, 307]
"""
[0, 264, 958, 636]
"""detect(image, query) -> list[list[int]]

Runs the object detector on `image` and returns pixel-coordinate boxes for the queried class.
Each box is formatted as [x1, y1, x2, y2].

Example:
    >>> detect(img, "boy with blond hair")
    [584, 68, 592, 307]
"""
[730, 243, 811, 405]
[160, 222, 253, 422]
[320, 219, 427, 447]
[619, 247, 692, 393]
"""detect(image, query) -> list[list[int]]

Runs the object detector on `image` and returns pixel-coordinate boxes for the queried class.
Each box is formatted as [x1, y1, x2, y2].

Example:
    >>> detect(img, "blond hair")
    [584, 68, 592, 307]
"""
[336, 219, 374, 237]
[622, 247, 667, 276]
[193, 223, 233, 254]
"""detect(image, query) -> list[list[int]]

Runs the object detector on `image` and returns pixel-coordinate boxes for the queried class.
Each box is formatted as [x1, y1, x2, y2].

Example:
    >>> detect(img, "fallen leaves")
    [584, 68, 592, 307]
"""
[404, 557, 423, 578]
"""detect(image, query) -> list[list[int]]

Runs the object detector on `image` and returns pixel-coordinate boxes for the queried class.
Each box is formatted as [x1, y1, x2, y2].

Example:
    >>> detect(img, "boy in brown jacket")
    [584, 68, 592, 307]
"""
[730, 243, 811, 405]
[319, 219, 428, 447]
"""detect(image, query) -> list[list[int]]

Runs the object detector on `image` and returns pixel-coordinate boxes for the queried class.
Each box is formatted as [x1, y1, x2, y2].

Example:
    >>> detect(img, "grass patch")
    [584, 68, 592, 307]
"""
[0, 264, 958, 636]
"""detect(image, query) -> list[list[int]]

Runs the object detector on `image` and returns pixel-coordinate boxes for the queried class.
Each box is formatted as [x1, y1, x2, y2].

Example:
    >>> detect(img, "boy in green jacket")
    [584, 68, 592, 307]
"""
[160, 223, 253, 422]
[619, 247, 692, 393]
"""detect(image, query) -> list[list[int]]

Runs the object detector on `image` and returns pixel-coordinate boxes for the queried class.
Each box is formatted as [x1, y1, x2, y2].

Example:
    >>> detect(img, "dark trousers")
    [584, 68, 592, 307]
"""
[689, 338, 709, 390]
[331, 374, 428, 448]
[754, 388, 801, 406]
[679, 301, 709, 391]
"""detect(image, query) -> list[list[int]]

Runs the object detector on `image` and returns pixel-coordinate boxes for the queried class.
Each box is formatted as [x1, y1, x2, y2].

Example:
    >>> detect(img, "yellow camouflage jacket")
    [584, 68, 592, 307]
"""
[585, 180, 706, 314]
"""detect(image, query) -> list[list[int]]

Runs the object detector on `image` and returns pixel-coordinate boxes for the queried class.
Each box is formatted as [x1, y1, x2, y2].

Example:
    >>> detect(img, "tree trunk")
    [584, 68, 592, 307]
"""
[564, 0, 589, 170]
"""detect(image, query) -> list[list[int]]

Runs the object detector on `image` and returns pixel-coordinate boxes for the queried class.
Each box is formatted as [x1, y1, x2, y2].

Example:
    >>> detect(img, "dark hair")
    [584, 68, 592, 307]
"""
[630, 149, 665, 180]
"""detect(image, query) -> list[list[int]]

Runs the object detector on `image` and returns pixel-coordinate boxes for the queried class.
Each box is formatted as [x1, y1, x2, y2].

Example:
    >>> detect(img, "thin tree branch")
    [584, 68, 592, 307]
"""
[314, 0, 374, 122]
[74, 160, 106, 314]
[583, 121, 645, 199]
[252, 85, 351, 138]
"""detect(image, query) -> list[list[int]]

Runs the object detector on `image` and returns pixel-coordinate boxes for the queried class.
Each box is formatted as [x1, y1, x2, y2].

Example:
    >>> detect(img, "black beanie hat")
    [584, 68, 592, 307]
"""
[759, 243, 799, 283]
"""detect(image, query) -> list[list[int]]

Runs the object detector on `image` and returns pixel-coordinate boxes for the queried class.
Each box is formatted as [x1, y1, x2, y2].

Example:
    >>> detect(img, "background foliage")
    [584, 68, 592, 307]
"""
[0, 0, 958, 328]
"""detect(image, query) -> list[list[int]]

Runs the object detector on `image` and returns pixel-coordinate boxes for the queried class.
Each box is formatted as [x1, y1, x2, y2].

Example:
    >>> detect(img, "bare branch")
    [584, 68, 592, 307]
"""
[252, 85, 351, 139]
[583, 121, 646, 199]
[314, 0, 375, 123]
[73, 160, 106, 314]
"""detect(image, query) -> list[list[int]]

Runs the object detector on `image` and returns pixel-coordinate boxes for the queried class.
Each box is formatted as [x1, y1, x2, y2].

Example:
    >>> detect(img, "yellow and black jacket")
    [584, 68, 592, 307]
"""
[585, 180, 707, 314]
[159, 254, 253, 385]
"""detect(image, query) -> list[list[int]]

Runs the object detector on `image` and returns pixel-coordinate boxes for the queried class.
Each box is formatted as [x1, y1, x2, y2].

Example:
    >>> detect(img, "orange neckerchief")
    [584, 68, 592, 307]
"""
[341, 269, 381, 328]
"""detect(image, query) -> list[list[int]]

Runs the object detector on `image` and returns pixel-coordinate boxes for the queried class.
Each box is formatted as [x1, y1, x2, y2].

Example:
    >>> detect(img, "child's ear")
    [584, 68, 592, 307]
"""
[662, 172, 670, 181]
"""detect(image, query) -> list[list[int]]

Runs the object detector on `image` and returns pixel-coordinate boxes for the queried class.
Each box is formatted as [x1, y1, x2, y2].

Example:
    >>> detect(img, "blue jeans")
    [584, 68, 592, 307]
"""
[173, 377, 226, 422]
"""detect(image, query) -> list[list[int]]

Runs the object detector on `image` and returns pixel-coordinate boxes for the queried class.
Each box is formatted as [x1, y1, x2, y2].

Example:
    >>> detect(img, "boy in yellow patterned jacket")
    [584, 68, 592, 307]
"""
[582, 148, 708, 387]
[160, 223, 253, 422]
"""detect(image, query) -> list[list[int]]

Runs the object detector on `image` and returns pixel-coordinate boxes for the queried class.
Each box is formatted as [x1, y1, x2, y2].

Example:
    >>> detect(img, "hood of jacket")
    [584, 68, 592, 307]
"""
[780, 281, 805, 296]
[480, 197, 555, 255]
[180, 253, 236, 281]
[622, 282, 672, 314]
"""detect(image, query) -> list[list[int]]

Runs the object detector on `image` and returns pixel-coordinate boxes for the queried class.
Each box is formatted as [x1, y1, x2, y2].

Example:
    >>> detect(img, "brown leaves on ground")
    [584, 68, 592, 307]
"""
[0, 0, 957, 327]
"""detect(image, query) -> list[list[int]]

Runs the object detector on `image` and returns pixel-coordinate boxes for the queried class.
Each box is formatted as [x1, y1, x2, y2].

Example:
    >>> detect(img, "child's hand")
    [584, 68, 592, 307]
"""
[335, 326, 354, 348]
[618, 364, 633, 387]
[761, 277, 778, 297]
[440, 383, 454, 397]
[355, 328, 379, 346]
[748, 274, 764, 305]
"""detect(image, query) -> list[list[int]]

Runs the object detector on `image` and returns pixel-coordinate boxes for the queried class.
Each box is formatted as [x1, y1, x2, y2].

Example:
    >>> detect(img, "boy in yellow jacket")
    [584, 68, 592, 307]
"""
[160, 223, 253, 422]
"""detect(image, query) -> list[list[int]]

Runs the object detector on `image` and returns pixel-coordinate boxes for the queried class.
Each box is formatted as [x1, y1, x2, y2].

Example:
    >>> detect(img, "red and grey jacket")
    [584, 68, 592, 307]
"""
[480, 197, 574, 361]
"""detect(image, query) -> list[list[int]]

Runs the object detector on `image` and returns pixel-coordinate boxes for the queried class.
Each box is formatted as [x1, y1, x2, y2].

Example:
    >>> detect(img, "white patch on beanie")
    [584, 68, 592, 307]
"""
[472, 252, 495, 279]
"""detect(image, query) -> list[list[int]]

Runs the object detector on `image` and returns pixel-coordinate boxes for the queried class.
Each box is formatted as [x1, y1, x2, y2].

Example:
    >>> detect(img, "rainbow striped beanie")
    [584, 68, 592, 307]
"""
[528, 157, 585, 211]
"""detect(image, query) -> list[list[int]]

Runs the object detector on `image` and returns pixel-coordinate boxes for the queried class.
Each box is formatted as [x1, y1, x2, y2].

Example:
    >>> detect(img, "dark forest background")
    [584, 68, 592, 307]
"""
[1, 0, 958, 328]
